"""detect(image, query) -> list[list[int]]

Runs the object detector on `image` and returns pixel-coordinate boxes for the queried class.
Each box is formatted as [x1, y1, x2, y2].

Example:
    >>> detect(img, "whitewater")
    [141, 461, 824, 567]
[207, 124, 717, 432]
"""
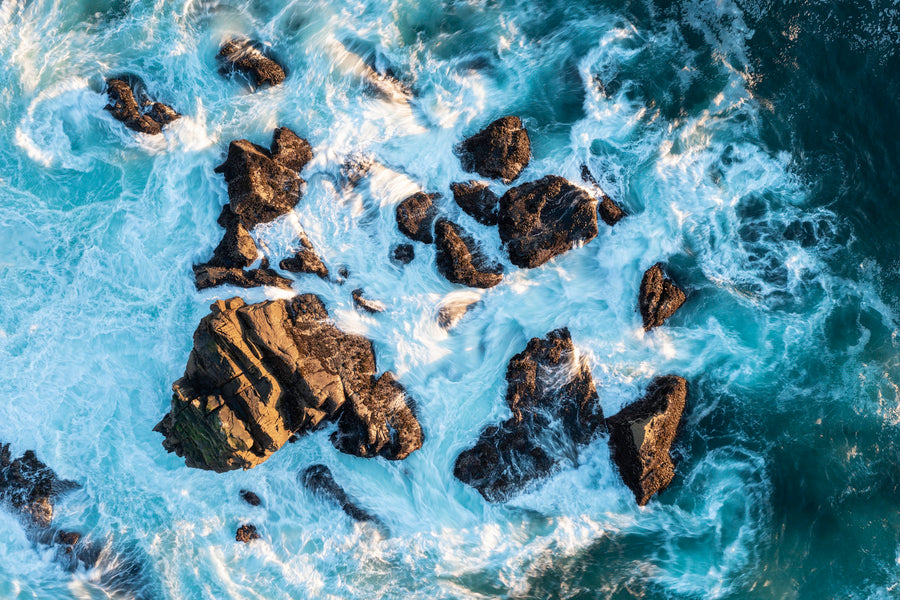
[1, 0, 900, 598]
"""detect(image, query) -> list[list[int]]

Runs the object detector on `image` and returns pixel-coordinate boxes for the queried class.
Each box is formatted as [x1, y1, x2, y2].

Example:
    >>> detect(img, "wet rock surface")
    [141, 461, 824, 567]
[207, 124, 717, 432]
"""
[193, 264, 293, 291]
[155, 295, 423, 471]
[638, 263, 686, 330]
[434, 219, 503, 289]
[239, 490, 262, 507]
[208, 206, 259, 269]
[270, 127, 313, 173]
[390, 243, 415, 265]
[396, 192, 439, 244]
[351, 289, 386, 314]
[498, 175, 599, 268]
[457, 116, 531, 183]
[218, 39, 286, 87]
[0, 445, 79, 528]
[580, 165, 626, 226]
[105, 78, 180, 135]
[300, 464, 380, 524]
[454, 329, 604, 502]
[607, 375, 688, 505]
[450, 181, 499, 226]
[235, 524, 260, 543]
[279, 233, 329, 279]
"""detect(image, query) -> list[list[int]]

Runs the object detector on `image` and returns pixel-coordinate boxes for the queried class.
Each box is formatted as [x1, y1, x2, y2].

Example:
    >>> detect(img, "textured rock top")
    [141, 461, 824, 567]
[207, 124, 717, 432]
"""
[457, 116, 531, 183]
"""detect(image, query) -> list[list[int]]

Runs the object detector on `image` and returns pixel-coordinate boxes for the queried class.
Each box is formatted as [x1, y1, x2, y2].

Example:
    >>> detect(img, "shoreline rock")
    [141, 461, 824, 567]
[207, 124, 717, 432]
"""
[192, 264, 293, 291]
[638, 263, 686, 330]
[105, 78, 180, 135]
[218, 39, 286, 88]
[434, 219, 503, 289]
[457, 116, 531, 183]
[390, 243, 415, 266]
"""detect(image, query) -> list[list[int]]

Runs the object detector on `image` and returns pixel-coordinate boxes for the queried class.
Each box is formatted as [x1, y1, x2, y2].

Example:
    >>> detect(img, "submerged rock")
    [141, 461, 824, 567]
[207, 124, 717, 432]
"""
[235, 524, 260, 543]
[192, 264, 293, 291]
[580, 165, 626, 226]
[607, 376, 688, 505]
[396, 192, 439, 244]
[239, 490, 262, 507]
[434, 219, 503, 289]
[0, 445, 79, 528]
[457, 116, 531, 183]
[436, 292, 480, 330]
[450, 181, 499, 226]
[218, 39, 286, 87]
[454, 329, 603, 502]
[638, 263, 686, 331]
[390, 243, 415, 266]
[154, 296, 423, 471]
[105, 78, 180, 135]
[300, 464, 380, 524]
[279, 233, 329, 279]
[351, 289, 386, 314]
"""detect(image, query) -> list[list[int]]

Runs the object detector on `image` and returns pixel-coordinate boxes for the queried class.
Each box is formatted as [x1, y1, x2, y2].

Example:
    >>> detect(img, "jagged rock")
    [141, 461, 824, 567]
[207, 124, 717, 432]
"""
[271, 127, 313, 173]
[351, 289, 385, 314]
[454, 329, 603, 501]
[498, 175, 598, 268]
[436, 292, 480, 330]
[105, 78, 180, 135]
[279, 234, 328, 279]
[300, 465, 380, 524]
[457, 116, 531, 183]
[434, 219, 503, 289]
[218, 39, 286, 87]
[396, 192, 439, 244]
[638, 263, 686, 330]
[204, 205, 259, 269]
[239, 490, 261, 507]
[155, 296, 422, 471]
[580, 165, 626, 226]
[192, 264, 293, 291]
[607, 376, 687, 505]
[450, 181, 499, 226]
[391, 243, 415, 265]
[235, 524, 260, 543]
[0, 445, 79, 528]
[214, 137, 304, 229]
[331, 372, 423, 461]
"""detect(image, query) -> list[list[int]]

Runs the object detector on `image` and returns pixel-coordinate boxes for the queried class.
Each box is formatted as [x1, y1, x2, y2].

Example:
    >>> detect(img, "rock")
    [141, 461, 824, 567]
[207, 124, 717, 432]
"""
[279, 233, 328, 279]
[300, 465, 379, 524]
[0, 445, 79, 528]
[331, 372, 424, 461]
[105, 78, 180, 135]
[339, 153, 374, 188]
[155, 295, 422, 471]
[454, 329, 603, 501]
[638, 263, 686, 331]
[498, 175, 598, 268]
[390, 243, 415, 265]
[457, 116, 531, 183]
[434, 219, 503, 289]
[55, 530, 81, 554]
[607, 376, 688, 505]
[450, 181, 499, 226]
[351, 289, 385, 314]
[192, 264, 293, 291]
[337, 266, 350, 281]
[235, 524, 260, 543]
[218, 39, 286, 87]
[239, 490, 262, 507]
[205, 205, 259, 269]
[395, 192, 439, 244]
[436, 292, 480, 330]
[271, 127, 313, 173]
[580, 165, 626, 226]
[214, 138, 304, 229]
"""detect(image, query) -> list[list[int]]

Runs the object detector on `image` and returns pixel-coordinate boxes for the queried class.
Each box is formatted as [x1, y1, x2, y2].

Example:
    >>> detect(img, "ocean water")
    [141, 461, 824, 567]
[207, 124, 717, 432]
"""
[0, 0, 899, 598]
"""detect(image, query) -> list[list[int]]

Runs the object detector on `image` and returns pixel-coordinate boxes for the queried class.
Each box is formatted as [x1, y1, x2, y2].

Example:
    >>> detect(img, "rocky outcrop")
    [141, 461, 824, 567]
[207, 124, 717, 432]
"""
[235, 524, 260, 543]
[580, 165, 626, 226]
[218, 39, 286, 87]
[331, 372, 423, 460]
[0, 445, 79, 528]
[607, 376, 687, 505]
[454, 329, 603, 501]
[239, 490, 262, 507]
[300, 464, 380, 524]
[638, 263, 686, 331]
[450, 181, 499, 226]
[390, 243, 414, 265]
[154, 295, 423, 471]
[270, 127, 313, 173]
[434, 219, 503, 288]
[498, 176, 598, 268]
[208, 206, 259, 269]
[105, 78, 180, 135]
[396, 192, 439, 244]
[279, 233, 328, 279]
[193, 264, 293, 291]
[457, 116, 531, 183]
[351, 289, 385, 314]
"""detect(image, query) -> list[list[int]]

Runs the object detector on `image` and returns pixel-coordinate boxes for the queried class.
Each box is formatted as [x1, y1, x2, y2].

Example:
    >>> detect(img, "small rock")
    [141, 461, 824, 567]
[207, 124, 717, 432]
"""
[235, 524, 260, 543]
[391, 243, 415, 265]
[396, 192, 439, 244]
[607, 376, 688, 505]
[457, 116, 531, 183]
[638, 263, 686, 330]
[218, 39, 286, 87]
[279, 233, 328, 279]
[192, 264, 293, 291]
[55, 531, 81, 554]
[300, 465, 379, 524]
[450, 181, 499, 226]
[434, 219, 503, 288]
[105, 78, 180, 135]
[436, 292, 480, 330]
[580, 165, 626, 226]
[351, 289, 385, 314]
[239, 490, 261, 507]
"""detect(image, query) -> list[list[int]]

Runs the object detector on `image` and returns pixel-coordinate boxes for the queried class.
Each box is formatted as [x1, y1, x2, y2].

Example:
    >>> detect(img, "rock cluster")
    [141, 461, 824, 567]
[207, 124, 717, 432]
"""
[639, 263, 686, 330]
[105, 78, 180, 135]
[218, 39, 286, 87]
[154, 295, 423, 472]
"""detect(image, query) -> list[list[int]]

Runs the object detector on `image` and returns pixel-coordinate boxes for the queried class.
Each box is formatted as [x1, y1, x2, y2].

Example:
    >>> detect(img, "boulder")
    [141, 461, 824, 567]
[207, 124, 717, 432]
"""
[218, 39, 286, 87]
[351, 289, 386, 314]
[279, 233, 328, 279]
[105, 78, 180, 135]
[607, 376, 688, 505]
[235, 524, 260, 543]
[390, 243, 415, 265]
[450, 181, 499, 226]
[457, 116, 531, 183]
[454, 329, 603, 501]
[638, 263, 686, 331]
[0, 445, 79, 528]
[270, 127, 313, 173]
[154, 296, 423, 471]
[331, 372, 423, 461]
[300, 464, 380, 524]
[580, 165, 626, 226]
[395, 192, 439, 244]
[434, 219, 503, 289]
[239, 490, 262, 507]
[498, 176, 598, 268]
[192, 264, 293, 291]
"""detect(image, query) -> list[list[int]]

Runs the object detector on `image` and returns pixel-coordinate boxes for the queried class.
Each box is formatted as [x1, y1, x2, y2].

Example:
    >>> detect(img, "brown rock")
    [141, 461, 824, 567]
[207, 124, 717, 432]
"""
[396, 192, 439, 244]
[436, 292, 480, 330]
[279, 233, 328, 279]
[607, 376, 688, 505]
[0, 445, 79, 528]
[434, 219, 503, 288]
[638, 263, 686, 330]
[219, 39, 286, 87]
[450, 181, 499, 226]
[206, 205, 258, 269]
[580, 165, 626, 226]
[192, 264, 293, 291]
[105, 78, 180, 135]
[271, 127, 313, 173]
[235, 524, 260, 543]
[457, 116, 531, 183]
[239, 490, 262, 507]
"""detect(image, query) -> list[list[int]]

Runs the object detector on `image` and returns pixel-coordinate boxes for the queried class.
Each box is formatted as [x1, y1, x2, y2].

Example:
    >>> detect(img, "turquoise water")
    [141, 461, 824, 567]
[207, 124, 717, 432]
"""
[1, 0, 899, 598]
